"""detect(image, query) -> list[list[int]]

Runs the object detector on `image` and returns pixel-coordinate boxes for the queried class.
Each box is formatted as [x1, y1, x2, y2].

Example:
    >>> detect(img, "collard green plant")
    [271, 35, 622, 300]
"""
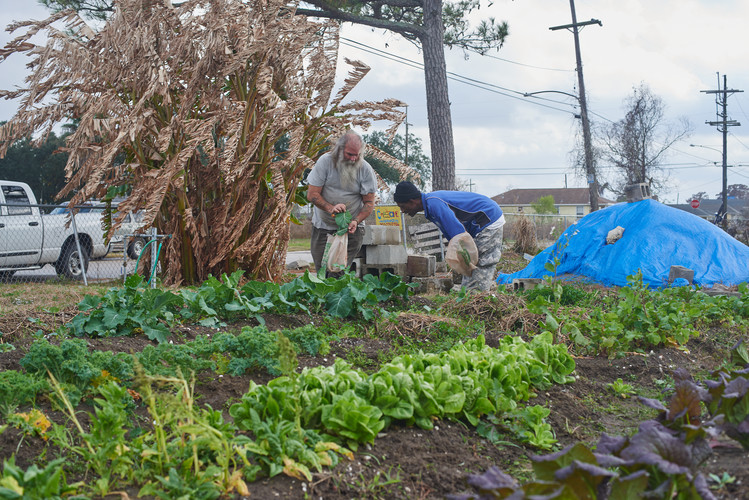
[65, 270, 415, 342]
[68, 274, 180, 342]
[334, 212, 353, 236]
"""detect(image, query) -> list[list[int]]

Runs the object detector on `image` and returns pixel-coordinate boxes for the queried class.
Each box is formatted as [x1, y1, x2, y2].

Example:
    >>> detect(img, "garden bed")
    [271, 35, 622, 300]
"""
[0, 255, 747, 499]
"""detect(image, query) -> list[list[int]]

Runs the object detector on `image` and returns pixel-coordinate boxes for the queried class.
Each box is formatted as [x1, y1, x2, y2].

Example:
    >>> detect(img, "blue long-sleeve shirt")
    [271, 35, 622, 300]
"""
[422, 191, 503, 240]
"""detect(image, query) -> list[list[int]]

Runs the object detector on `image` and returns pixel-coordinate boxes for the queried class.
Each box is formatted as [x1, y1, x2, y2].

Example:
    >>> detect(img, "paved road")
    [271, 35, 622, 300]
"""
[286, 251, 313, 265]
[5, 255, 140, 284]
[3, 252, 313, 284]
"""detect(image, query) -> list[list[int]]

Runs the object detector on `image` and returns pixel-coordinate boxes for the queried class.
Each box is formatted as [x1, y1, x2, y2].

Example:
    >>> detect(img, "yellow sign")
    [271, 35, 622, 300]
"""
[374, 205, 402, 228]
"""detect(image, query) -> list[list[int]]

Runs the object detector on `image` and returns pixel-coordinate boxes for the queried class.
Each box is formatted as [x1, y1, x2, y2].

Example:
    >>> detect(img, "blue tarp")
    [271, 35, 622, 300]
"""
[497, 199, 749, 288]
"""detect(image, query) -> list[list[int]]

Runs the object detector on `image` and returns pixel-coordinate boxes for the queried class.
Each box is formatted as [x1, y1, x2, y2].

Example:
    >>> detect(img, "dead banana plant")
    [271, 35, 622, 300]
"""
[0, 0, 407, 284]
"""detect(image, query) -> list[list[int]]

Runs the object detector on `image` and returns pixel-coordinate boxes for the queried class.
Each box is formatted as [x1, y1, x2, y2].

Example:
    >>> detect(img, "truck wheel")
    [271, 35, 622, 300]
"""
[0, 271, 15, 283]
[127, 237, 147, 259]
[56, 244, 90, 280]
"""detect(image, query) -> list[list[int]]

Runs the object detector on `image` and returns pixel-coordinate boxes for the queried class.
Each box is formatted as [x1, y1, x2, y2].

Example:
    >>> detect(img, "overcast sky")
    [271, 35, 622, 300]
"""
[3, 0, 749, 204]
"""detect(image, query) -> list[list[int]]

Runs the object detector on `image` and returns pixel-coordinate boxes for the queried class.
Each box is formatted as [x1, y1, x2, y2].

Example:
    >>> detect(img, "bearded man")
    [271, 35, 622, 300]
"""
[307, 131, 377, 274]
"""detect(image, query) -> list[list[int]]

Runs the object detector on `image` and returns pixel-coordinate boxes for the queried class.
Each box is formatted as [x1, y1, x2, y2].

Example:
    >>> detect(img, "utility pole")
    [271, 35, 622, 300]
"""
[404, 105, 410, 167]
[550, 1, 602, 212]
[701, 74, 742, 230]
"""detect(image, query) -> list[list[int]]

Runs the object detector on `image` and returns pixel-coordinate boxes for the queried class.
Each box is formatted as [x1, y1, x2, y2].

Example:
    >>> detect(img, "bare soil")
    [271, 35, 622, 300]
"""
[1, 270, 748, 499]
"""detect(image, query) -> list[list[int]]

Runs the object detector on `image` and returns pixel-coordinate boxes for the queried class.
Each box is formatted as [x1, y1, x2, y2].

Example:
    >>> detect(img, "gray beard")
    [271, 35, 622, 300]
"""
[337, 159, 361, 191]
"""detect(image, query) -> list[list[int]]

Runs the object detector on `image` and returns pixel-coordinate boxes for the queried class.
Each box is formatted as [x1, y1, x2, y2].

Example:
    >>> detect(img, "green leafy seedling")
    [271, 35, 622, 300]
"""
[608, 378, 636, 399]
[708, 472, 736, 490]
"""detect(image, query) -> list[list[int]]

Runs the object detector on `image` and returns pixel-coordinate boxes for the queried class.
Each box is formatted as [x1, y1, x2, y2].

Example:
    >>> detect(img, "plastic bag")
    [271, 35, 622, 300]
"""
[445, 232, 478, 276]
[326, 233, 349, 272]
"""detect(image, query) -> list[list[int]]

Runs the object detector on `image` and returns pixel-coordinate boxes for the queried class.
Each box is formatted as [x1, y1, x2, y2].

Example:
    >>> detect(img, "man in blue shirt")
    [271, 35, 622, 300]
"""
[394, 181, 505, 291]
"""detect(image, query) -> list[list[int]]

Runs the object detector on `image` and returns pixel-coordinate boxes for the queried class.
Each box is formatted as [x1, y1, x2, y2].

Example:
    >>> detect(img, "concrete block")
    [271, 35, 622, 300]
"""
[351, 258, 363, 279]
[407, 255, 436, 277]
[361, 262, 407, 279]
[286, 259, 311, 270]
[512, 278, 543, 291]
[410, 277, 453, 294]
[625, 183, 652, 202]
[365, 244, 408, 265]
[701, 284, 741, 297]
[362, 225, 402, 245]
[667, 265, 694, 284]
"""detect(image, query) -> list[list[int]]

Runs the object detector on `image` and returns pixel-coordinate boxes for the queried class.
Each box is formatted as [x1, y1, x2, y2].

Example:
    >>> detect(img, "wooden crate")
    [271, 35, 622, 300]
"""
[407, 222, 447, 261]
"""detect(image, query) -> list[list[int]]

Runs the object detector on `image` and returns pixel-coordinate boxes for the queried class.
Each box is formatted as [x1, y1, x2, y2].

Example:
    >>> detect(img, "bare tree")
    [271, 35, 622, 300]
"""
[691, 191, 709, 201]
[722, 184, 749, 200]
[570, 123, 605, 196]
[294, 0, 509, 191]
[0, 0, 410, 284]
[598, 83, 691, 197]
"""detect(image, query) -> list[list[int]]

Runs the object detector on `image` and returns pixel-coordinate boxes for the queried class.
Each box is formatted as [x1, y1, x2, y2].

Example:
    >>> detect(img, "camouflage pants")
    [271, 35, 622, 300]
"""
[461, 225, 504, 291]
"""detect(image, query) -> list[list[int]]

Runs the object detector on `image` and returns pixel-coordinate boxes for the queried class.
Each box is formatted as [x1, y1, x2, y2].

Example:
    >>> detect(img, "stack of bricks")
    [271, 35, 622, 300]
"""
[354, 226, 437, 283]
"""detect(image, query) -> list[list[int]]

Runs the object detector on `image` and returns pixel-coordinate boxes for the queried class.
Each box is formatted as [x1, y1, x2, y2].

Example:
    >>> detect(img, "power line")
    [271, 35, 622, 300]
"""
[456, 162, 735, 174]
[340, 37, 621, 127]
[339, 37, 579, 116]
[729, 131, 749, 151]
[340, 35, 727, 186]
[733, 93, 749, 127]
[469, 50, 573, 73]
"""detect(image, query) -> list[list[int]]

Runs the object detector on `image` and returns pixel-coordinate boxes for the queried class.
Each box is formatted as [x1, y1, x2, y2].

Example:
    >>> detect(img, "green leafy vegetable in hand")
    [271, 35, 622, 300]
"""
[334, 211, 352, 236]
[459, 246, 471, 266]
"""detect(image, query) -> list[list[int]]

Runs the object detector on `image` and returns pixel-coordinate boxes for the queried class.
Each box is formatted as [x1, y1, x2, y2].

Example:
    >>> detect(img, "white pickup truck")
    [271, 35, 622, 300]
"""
[0, 180, 110, 280]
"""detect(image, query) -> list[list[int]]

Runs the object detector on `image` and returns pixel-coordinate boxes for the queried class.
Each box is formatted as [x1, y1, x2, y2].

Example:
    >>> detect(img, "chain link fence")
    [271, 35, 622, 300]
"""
[502, 213, 581, 249]
[0, 202, 162, 285]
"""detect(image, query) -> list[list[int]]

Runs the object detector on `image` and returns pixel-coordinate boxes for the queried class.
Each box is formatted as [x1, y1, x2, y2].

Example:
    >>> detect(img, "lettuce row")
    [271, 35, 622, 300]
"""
[229, 333, 575, 477]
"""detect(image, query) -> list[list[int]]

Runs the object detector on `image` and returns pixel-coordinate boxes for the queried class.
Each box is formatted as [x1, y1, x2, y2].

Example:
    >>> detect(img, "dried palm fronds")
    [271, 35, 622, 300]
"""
[512, 216, 538, 255]
[0, 0, 413, 284]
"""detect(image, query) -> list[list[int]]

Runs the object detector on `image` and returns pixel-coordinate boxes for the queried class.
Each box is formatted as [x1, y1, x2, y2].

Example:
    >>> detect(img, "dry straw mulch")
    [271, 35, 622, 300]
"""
[442, 291, 541, 334]
[379, 312, 461, 341]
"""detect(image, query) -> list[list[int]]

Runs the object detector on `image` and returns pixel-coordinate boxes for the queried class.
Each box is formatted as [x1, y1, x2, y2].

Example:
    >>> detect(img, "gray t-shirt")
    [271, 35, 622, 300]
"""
[308, 152, 377, 230]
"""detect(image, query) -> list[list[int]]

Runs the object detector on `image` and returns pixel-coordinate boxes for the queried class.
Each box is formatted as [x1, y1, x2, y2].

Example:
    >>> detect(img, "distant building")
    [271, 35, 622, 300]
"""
[491, 188, 616, 217]
[668, 198, 748, 222]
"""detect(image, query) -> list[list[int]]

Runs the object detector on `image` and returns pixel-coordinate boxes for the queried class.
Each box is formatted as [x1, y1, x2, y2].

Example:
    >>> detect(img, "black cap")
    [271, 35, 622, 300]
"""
[394, 181, 421, 202]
